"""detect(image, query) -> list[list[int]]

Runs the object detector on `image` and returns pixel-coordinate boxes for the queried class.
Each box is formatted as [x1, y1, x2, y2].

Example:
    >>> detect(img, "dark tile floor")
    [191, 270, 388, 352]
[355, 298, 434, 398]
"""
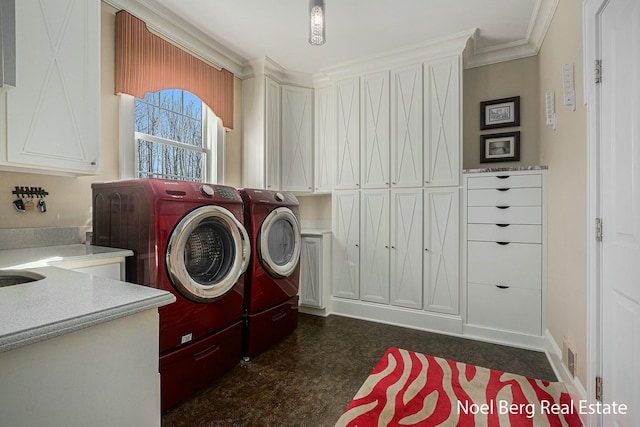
[162, 313, 556, 427]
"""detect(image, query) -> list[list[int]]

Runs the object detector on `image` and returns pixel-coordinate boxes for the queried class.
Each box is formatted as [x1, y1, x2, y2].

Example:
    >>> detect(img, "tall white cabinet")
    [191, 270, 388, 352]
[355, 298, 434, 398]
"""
[1, 0, 100, 175]
[331, 48, 466, 334]
[242, 63, 316, 192]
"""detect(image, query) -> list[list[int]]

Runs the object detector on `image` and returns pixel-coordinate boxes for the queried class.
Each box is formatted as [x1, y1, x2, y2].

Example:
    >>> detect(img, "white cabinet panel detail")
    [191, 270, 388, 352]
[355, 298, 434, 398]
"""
[5, 0, 99, 174]
[390, 189, 423, 309]
[360, 190, 390, 304]
[332, 191, 360, 299]
[424, 189, 459, 315]
[265, 78, 281, 190]
[336, 78, 360, 190]
[300, 236, 322, 308]
[361, 72, 390, 189]
[314, 86, 335, 192]
[281, 85, 313, 192]
[391, 64, 423, 188]
[424, 57, 460, 187]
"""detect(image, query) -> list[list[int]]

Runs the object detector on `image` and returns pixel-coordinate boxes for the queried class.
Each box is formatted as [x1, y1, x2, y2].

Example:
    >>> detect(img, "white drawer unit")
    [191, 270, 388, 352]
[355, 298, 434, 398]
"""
[463, 169, 547, 349]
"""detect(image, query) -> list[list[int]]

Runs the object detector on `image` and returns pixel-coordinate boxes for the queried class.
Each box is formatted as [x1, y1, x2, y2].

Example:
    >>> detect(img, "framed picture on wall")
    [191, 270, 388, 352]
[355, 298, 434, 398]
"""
[480, 96, 520, 129]
[480, 131, 520, 163]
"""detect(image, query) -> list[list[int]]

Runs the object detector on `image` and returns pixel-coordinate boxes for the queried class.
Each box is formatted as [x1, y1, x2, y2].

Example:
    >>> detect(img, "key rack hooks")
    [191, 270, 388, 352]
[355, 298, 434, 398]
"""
[12, 186, 49, 198]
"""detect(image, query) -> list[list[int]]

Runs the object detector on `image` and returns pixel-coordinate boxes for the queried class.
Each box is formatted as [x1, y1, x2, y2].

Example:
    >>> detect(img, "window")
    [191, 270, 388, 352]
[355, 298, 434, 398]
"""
[119, 90, 225, 183]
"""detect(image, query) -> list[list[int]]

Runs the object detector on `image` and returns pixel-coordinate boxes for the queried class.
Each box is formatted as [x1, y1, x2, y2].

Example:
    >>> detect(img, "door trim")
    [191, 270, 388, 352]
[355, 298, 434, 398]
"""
[585, 1, 606, 426]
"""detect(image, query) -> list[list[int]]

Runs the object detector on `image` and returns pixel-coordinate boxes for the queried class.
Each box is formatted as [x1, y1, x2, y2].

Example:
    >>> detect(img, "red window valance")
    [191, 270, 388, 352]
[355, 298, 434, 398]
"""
[115, 10, 234, 129]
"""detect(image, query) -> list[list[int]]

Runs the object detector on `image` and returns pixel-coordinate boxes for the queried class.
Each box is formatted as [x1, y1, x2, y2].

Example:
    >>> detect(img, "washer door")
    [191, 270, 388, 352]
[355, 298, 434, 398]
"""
[166, 205, 250, 302]
[258, 207, 301, 278]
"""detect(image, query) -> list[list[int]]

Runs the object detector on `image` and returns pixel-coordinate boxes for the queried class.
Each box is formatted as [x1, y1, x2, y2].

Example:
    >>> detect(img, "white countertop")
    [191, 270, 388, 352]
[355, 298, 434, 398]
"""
[0, 244, 133, 269]
[0, 245, 175, 353]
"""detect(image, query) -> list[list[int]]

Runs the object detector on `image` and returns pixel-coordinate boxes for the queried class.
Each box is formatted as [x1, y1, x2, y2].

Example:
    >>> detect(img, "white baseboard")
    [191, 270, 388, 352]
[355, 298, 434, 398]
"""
[299, 305, 330, 317]
[544, 329, 588, 425]
[463, 324, 546, 351]
[330, 297, 463, 335]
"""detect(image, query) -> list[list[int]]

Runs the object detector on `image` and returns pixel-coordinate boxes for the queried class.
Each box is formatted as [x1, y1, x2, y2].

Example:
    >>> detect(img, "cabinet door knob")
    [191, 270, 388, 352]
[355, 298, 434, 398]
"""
[496, 285, 510, 289]
[424, 248, 429, 251]
[391, 246, 396, 249]
[355, 244, 359, 247]
[385, 245, 389, 249]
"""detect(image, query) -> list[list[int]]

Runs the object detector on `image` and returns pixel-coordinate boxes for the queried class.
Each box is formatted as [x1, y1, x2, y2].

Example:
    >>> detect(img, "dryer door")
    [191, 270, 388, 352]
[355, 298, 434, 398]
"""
[258, 207, 301, 278]
[166, 205, 250, 302]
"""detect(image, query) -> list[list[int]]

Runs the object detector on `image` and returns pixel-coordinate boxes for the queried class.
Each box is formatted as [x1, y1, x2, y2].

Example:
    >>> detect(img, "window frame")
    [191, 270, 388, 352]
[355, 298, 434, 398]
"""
[119, 93, 225, 183]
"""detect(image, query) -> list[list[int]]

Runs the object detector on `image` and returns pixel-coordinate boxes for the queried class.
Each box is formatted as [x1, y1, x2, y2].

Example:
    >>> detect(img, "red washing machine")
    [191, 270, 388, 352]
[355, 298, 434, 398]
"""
[239, 189, 302, 360]
[92, 179, 250, 411]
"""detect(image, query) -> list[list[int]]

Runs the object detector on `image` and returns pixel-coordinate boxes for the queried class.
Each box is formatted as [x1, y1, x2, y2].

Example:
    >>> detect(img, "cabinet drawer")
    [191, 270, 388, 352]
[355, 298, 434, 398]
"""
[468, 206, 541, 224]
[467, 174, 542, 189]
[467, 241, 541, 289]
[467, 188, 541, 207]
[467, 224, 541, 244]
[467, 283, 541, 335]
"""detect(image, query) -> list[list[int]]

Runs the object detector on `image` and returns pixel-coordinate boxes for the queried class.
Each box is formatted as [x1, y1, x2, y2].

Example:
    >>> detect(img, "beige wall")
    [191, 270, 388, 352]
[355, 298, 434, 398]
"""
[463, 56, 540, 169]
[0, 3, 244, 232]
[298, 194, 332, 224]
[538, 0, 588, 386]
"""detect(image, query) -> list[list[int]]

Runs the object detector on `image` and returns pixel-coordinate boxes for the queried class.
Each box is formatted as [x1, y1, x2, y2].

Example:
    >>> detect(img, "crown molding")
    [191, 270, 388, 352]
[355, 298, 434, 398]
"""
[314, 28, 477, 84]
[465, 0, 559, 68]
[103, 0, 247, 77]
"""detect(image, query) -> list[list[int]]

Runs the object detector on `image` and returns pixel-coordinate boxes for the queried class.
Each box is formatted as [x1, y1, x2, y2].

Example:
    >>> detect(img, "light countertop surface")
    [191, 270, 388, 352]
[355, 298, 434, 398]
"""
[0, 245, 175, 353]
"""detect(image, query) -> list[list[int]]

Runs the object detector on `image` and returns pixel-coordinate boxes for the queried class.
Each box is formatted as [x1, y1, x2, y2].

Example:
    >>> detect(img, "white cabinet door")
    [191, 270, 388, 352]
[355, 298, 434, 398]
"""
[390, 188, 423, 309]
[300, 236, 323, 308]
[360, 190, 390, 304]
[281, 85, 313, 192]
[424, 56, 461, 187]
[391, 64, 423, 188]
[335, 78, 360, 190]
[332, 191, 360, 299]
[265, 77, 281, 190]
[314, 86, 334, 192]
[424, 188, 459, 314]
[361, 71, 390, 189]
[6, 0, 99, 174]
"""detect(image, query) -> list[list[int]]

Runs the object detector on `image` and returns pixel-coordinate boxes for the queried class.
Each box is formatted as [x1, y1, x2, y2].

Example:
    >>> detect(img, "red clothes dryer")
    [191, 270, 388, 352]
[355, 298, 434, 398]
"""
[239, 189, 302, 360]
[92, 179, 250, 411]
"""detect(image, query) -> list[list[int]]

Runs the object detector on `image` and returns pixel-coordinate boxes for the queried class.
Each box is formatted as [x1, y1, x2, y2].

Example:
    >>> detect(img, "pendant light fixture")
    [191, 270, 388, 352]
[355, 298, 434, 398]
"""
[309, 0, 326, 46]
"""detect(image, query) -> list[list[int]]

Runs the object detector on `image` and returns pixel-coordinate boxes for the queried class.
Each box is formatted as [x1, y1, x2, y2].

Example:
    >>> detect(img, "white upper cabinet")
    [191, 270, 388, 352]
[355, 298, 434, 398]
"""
[2, 0, 100, 175]
[361, 71, 390, 189]
[332, 190, 360, 299]
[360, 189, 390, 304]
[390, 188, 423, 309]
[335, 78, 360, 190]
[423, 188, 459, 314]
[314, 86, 334, 192]
[281, 85, 313, 192]
[424, 56, 461, 187]
[265, 77, 281, 190]
[391, 64, 423, 188]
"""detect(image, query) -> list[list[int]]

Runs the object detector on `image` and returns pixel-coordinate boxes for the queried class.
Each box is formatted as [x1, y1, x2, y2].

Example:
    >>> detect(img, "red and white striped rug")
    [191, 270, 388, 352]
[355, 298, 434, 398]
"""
[335, 347, 583, 426]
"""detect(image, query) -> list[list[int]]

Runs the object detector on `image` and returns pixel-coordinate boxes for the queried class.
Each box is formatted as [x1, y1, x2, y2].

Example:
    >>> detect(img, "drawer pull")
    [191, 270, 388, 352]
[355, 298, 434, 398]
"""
[194, 344, 220, 361]
[272, 311, 288, 322]
[496, 206, 510, 209]
[496, 175, 510, 179]
[496, 188, 510, 192]
[495, 285, 510, 289]
[496, 241, 510, 245]
[496, 224, 510, 227]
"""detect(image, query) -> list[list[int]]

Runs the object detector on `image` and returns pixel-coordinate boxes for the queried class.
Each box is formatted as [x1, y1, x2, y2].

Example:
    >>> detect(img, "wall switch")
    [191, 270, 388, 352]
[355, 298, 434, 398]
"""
[545, 90, 556, 130]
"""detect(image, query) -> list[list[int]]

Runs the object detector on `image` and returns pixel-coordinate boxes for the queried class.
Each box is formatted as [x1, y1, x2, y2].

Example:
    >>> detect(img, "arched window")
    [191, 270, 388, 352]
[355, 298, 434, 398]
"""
[120, 89, 225, 183]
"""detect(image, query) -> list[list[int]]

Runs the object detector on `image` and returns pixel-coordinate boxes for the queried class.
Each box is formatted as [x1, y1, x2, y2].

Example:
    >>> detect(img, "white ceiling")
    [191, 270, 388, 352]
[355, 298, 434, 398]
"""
[144, 0, 545, 74]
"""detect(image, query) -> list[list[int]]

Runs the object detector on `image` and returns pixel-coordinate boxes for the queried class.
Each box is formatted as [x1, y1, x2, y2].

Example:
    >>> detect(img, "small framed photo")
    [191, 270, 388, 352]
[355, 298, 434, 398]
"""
[480, 96, 520, 130]
[480, 132, 520, 163]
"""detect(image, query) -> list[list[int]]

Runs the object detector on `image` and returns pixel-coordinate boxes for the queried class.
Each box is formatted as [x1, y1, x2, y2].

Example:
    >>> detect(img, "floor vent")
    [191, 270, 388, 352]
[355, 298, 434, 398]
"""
[562, 338, 576, 378]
